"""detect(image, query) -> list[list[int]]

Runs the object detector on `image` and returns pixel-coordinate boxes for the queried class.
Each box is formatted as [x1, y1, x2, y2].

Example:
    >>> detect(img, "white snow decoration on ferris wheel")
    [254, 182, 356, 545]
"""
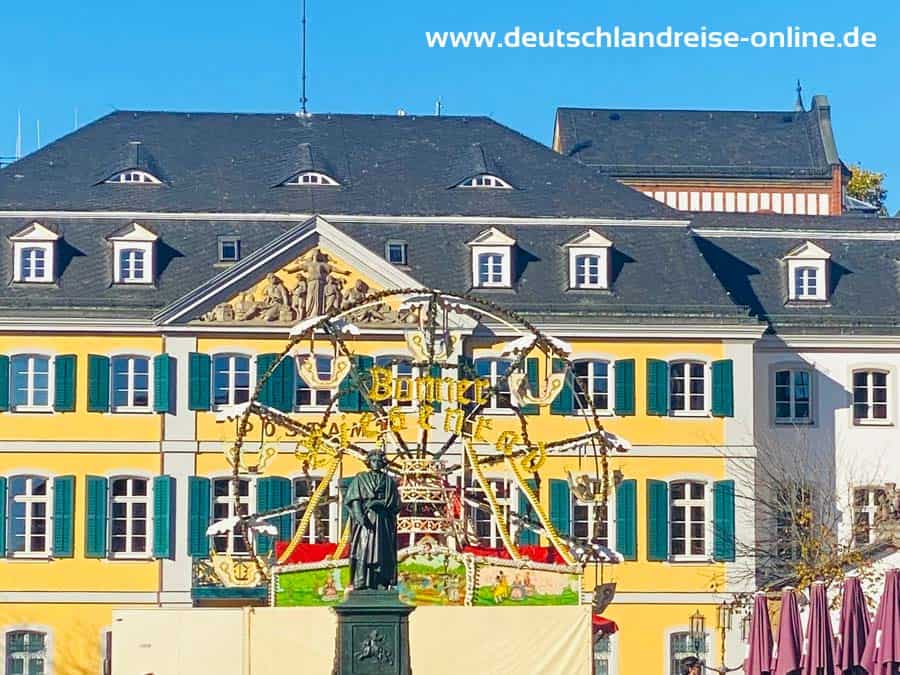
[500, 333, 572, 357]
[289, 314, 329, 337]
[206, 515, 278, 537]
[601, 429, 633, 452]
[215, 402, 252, 422]
[338, 320, 361, 335]
[546, 335, 572, 356]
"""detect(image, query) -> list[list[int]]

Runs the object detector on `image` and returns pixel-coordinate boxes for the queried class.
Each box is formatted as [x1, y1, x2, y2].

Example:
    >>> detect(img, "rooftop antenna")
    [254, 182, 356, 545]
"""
[794, 80, 804, 112]
[300, 0, 309, 114]
[74, 107, 79, 130]
[15, 110, 22, 159]
[36, 119, 41, 148]
[435, 98, 442, 116]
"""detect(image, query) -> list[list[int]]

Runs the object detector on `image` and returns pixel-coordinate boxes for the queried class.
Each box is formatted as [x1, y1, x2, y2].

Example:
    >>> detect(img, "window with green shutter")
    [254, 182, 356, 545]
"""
[85, 476, 108, 558]
[256, 476, 292, 556]
[713, 480, 736, 561]
[256, 354, 294, 413]
[0, 476, 6, 556]
[518, 479, 539, 545]
[647, 479, 669, 561]
[153, 354, 171, 413]
[339, 476, 353, 532]
[188, 476, 211, 558]
[646, 359, 669, 416]
[711, 359, 735, 417]
[188, 352, 211, 411]
[550, 359, 574, 416]
[519, 358, 540, 415]
[615, 479, 637, 560]
[153, 475, 175, 559]
[0, 355, 9, 411]
[614, 359, 635, 416]
[52, 475, 75, 558]
[53, 355, 77, 412]
[87, 355, 110, 412]
[549, 478, 571, 536]
[337, 356, 374, 413]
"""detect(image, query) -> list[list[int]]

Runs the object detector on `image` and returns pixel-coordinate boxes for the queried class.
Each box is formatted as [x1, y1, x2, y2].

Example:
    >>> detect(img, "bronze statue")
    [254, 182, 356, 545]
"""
[345, 450, 402, 591]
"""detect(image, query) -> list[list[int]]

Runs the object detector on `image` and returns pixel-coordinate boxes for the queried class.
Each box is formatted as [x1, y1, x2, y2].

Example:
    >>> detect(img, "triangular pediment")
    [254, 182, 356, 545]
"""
[108, 222, 158, 242]
[10, 221, 59, 241]
[783, 240, 831, 260]
[155, 216, 422, 326]
[563, 229, 612, 248]
[466, 227, 516, 247]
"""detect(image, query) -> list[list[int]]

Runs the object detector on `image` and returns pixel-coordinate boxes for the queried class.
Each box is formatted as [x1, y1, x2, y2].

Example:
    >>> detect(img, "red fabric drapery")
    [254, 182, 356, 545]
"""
[461, 545, 568, 564]
[592, 615, 619, 635]
[274, 541, 341, 564]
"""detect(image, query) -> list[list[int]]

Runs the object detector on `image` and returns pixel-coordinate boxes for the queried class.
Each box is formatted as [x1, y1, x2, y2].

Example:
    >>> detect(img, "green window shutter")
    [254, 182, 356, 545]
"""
[337, 356, 374, 413]
[550, 359, 574, 416]
[646, 359, 669, 416]
[153, 475, 175, 559]
[614, 359, 635, 416]
[153, 354, 171, 413]
[87, 355, 110, 412]
[0, 476, 6, 556]
[713, 480, 736, 562]
[429, 364, 442, 413]
[520, 358, 540, 415]
[339, 476, 353, 530]
[711, 359, 735, 418]
[53, 355, 77, 412]
[257, 476, 292, 555]
[615, 479, 637, 560]
[0, 354, 8, 411]
[85, 476, 108, 558]
[188, 352, 211, 411]
[549, 478, 571, 536]
[518, 479, 539, 545]
[647, 479, 669, 561]
[52, 475, 75, 558]
[257, 353, 295, 412]
[188, 477, 211, 558]
[256, 477, 272, 556]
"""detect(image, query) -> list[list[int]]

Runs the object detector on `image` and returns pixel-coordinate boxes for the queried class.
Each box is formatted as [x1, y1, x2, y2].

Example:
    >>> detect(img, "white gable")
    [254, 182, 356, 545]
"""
[466, 227, 516, 247]
[783, 240, 831, 260]
[10, 222, 60, 242]
[564, 229, 612, 248]
[108, 222, 159, 242]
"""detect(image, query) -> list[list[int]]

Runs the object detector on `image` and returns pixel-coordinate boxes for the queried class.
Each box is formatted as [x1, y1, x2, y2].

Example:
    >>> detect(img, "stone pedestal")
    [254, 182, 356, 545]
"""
[333, 590, 414, 675]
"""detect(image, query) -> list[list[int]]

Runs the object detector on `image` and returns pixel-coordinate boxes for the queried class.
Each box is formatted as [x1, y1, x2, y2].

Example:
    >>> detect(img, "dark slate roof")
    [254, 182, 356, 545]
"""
[555, 100, 839, 180]
[692, 213, 900, 335]
[0, 111, 675, 219]
[0, 216, 750, 324]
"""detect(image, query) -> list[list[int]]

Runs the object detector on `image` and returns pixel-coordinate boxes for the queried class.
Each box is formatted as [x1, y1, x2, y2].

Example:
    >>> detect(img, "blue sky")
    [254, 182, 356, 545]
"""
[2, 0, 898, 211]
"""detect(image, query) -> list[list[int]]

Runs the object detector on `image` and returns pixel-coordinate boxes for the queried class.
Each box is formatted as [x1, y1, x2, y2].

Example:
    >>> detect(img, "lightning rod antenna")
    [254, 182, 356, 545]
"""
[15, 110, 22, 160]
[300, 0, 308, 114]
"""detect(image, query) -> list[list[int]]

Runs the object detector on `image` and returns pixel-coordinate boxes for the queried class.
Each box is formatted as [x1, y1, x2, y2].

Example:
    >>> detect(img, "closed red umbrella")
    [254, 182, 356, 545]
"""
[862, 568, 900, 675]
[775, 588, 803, 675]
[801, 580, 839, 675]
[745, 591, 774, 675]
[837, 575, 870, 674]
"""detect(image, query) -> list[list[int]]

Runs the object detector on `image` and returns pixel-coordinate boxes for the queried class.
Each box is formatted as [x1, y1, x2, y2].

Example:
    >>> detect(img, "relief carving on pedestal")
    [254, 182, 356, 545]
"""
[200, 248, 419, 326]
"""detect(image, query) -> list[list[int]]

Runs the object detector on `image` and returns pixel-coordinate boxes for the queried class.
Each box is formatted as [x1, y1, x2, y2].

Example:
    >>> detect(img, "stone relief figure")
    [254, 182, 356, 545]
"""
[262, 273, 290, 322]
[322, 274, 345, 314]
[287, 250, 350, 318]
[291, 273, 309, 320]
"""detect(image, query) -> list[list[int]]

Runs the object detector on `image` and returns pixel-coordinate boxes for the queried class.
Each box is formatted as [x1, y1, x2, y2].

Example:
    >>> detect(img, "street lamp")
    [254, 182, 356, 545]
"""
[689, 610, 706, 656]
[687, 605, 743, 674]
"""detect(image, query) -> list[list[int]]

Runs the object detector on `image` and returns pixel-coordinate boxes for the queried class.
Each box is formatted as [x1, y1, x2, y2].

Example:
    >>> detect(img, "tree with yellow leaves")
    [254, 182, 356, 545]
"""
[847, 164, 888, 215]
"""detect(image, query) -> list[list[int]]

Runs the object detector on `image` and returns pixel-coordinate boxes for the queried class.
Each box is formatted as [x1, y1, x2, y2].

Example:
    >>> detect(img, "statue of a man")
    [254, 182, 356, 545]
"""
[345, 450, 402, 591]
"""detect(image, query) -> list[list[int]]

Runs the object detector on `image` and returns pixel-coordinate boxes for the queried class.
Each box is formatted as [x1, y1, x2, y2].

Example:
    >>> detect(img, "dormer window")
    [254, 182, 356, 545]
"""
[11, 222, 58, 284]
[109, 223, 158, 285]
[458, 174, 512, 189]
[385, 240, 408, 266]
[468, 227, 515, 288]
[105, 170, 161, 184]
[784, 241, 830, 302]
[564, 230, 612, 290]
[282, 171, 339, 186]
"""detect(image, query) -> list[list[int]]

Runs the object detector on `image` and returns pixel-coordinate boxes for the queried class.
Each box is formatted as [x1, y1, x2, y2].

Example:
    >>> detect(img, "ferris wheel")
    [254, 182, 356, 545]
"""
[212, 287, 631, 586]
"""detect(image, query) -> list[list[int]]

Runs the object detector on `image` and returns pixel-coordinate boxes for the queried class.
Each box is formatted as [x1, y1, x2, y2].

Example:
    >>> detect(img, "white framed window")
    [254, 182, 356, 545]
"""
[853, 369, 890, 424]
[111, 355, 151, 412]
[785, 241, 829, 301]
[774, 368, 812, 424]
[773, 484, 810, 562]
[575, 255, 603, 288]
[465, 475, 513, 548]
[572, 482, 610, 548]
[7, 475, 51, 557]
[474, 357, 512, 410]
[669, 480, 707, 559]
[5, 629, 49, 675]
[213, 354, 251, 408]
[211, 477, 253, 556]
[670, 361, 706, 414]
[293, 476, 334, 543]
[218, 236, 241, 263]
[105, 169, 161, 184]
[375, 355, 415, 409]
[468, 228, 515, 289]
[852, 486, 888, 546]
[458, 173, 512, 189]
[282, 171, 339, 186]
[572, 360, 612, 413]
[385, 241, 408, 266]
[11, 222, 58, 284]
[296, 355, 336, 409]
[110, 223, 157, 285]
[668, 630, 708, 675]
[10, 355, 52, 411]
[565, 230, 612, 290]
[109, 476, 152, 557]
